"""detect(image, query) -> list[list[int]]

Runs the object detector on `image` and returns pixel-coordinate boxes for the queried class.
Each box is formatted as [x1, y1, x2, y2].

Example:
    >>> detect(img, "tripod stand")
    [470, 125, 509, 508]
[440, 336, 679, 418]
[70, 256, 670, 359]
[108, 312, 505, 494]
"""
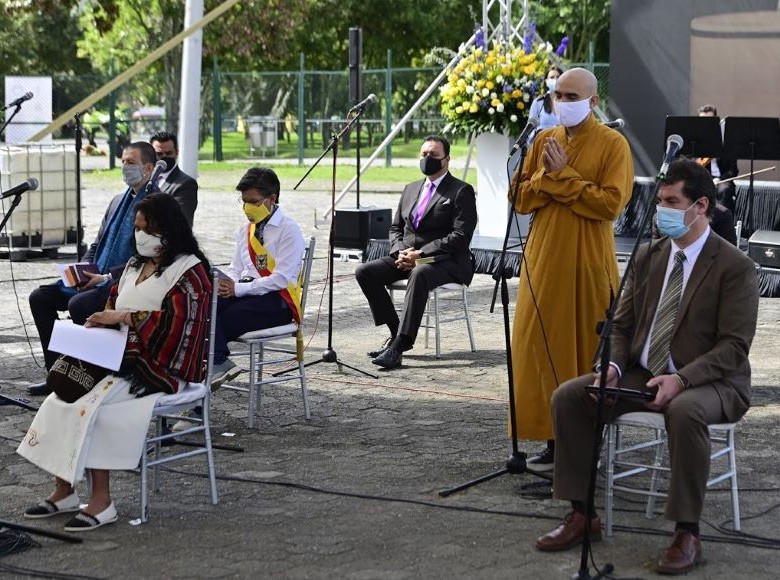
[288, 107, 377, 379]
[439, 139, 549, 497]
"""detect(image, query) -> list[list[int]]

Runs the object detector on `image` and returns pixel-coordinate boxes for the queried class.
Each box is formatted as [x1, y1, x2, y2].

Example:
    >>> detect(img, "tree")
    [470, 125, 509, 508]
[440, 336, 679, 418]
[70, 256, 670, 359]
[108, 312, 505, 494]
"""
[530, 0, 610, 62]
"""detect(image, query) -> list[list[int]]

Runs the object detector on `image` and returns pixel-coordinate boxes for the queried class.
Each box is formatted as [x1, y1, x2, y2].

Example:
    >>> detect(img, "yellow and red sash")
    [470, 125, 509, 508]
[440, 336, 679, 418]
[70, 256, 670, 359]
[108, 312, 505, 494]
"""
[246, 224, 303, 324]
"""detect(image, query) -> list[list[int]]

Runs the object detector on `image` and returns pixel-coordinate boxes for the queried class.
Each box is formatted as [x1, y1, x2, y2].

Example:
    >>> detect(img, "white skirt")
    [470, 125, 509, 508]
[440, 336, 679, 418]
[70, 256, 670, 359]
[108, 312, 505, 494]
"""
[17, 375, 162, 484]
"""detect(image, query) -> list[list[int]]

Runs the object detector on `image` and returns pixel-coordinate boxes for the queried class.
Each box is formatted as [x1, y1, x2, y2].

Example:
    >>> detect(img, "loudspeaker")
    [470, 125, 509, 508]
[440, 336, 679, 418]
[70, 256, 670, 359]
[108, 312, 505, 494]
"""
[334, 206, 391, 250]
[349, 27, 362, 104]
[748, 229, 780, 268]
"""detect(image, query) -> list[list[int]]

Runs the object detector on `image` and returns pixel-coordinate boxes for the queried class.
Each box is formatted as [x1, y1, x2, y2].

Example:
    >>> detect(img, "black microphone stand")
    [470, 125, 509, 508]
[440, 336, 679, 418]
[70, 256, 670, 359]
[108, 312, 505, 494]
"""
[284, 105, 377, 378]
[73, 111, 86, 259]
[439, 140, 549, 497]
[572, 160, 667, 580]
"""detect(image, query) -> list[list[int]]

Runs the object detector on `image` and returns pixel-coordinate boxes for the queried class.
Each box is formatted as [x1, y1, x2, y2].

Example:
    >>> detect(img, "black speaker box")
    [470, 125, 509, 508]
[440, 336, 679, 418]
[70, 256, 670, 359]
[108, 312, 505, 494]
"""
[748, 229, 780, 268]
[348, 27, 362, 104]
[334, 207, 391, 250]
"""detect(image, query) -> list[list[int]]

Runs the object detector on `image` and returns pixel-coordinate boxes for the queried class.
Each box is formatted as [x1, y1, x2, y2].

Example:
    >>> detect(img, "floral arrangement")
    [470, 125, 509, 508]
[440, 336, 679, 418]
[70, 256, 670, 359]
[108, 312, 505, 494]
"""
[439, 26, 567, 135]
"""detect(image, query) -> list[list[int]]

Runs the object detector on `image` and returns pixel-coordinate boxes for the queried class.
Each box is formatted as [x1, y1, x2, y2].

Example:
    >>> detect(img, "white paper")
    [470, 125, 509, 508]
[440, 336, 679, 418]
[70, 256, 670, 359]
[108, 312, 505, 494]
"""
[48, 320, 129, 371]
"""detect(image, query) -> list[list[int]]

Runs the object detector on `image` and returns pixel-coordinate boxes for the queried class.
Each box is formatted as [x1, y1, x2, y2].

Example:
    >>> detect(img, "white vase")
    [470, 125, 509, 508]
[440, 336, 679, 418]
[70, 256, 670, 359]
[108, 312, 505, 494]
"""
[475, 131, 530, 239]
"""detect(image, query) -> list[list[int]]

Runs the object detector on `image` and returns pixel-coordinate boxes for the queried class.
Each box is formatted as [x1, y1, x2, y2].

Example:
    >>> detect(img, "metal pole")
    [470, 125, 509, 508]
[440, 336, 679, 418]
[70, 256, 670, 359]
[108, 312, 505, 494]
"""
[108, 65, 116, 170]
[297, 53, 305, 166]
[385, 49, 393, 167]
[178, 0, 204, 177]
[212, 55, 223, 162]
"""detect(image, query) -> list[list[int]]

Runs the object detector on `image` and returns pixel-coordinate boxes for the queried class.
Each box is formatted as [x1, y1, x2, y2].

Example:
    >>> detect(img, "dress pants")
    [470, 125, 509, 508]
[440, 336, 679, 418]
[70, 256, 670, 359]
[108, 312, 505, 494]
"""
[551, 366, 728, 523]
[214, 293, 292, 363]
[354, 255, 462, 345]
[29, 283, 112, 370]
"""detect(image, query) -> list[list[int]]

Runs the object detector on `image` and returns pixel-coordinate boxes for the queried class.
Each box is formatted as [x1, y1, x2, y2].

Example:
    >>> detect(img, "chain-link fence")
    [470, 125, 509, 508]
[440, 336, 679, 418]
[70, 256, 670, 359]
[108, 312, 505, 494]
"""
[2, 60, 609, 166]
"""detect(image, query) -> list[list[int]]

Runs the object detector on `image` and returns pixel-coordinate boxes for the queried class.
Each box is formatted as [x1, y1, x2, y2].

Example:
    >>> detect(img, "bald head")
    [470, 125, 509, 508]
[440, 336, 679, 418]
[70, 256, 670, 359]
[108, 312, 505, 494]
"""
[556, 67, 598, 98]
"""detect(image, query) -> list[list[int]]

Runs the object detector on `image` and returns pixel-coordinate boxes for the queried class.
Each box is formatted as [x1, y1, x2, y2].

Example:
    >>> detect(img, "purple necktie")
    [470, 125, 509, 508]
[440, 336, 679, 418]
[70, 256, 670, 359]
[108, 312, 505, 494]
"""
[413, 182, 436, 228]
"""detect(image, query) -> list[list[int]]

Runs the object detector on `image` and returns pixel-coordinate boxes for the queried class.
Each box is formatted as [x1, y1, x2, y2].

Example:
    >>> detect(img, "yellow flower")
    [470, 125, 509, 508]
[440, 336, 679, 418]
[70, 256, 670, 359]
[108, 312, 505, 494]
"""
[516, 102, 525, 110]
[448, 73, 458, 82]
[469, 103, 479, 113]
[486, 81, 494, 90]
[512, 89, 522, 98]
[476, 79, 485, 89]
[455, 106, 463, 114]
[502, 65, 512, 76]
[462, 101, 471, 109]
[474, 48, 483, 58]
[491, 98, 500, 107]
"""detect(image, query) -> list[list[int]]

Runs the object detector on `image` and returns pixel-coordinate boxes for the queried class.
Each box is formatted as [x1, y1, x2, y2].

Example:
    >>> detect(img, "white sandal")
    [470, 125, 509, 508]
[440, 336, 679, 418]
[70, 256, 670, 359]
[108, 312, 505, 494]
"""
[24, 492, 80, 519]
[64, 502, 118, 532]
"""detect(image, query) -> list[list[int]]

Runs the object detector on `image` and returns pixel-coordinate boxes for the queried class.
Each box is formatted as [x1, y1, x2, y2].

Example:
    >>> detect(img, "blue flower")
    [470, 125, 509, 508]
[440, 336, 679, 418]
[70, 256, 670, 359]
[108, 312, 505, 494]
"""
[475, 26, 487, 51]
[503, 84, 513, 93]
[523, 23, 536, 54]
[556, 36, 569, 57]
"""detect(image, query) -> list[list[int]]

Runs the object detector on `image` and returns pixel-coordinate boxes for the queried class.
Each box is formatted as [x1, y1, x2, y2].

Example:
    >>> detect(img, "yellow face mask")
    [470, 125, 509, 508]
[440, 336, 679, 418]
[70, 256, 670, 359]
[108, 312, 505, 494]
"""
[243, 201, 271, 224]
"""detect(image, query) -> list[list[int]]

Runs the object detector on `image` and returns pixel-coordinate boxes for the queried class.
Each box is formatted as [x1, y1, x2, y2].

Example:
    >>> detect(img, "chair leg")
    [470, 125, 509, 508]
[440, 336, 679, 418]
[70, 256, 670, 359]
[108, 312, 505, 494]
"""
[424, 293, 431, 349]
[153, 417, 162, 493]
[462, 287, 476, 352]
[140, 436, 149, 523]
[202, 401, 219, 505]
[248, 343, 258, 429]
[433, 289, 441, 359]
[605, 424, 617, 537]
[299, 360, 311, 419]
[726, 428, 741, 531]
[645, 429, 665, 519]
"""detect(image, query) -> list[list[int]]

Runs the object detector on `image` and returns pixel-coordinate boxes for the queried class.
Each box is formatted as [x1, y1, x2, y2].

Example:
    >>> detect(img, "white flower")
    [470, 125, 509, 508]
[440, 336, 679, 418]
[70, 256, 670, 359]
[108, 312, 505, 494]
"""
[496, 75, 504, 83]
[481, 88, 489, 97]
[466, 85, 474, 94]
[491, 92, 497, 99]
[510, 114, 518, 122]
[523, 93, 530, 102]
[488, 108, 495, 115]
[496, 103, 505, 113]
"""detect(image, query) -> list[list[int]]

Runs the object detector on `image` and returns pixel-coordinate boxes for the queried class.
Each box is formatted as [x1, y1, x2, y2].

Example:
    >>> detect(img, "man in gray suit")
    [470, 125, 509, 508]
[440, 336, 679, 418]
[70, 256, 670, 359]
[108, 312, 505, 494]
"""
[355, 135, 477, 369]
[149, 131, 198, 226]
[535, 159, 758, 574]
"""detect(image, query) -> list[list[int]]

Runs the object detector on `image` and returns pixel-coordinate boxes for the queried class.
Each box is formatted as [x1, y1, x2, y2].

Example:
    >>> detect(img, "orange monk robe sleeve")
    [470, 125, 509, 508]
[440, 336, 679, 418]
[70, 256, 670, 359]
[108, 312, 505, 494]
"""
[508, 134, 552, 214]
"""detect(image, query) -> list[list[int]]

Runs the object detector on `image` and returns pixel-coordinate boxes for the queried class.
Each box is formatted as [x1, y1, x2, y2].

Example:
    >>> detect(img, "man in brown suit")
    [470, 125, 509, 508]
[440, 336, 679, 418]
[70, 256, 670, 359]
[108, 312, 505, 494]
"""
[536, 159, 759, 575]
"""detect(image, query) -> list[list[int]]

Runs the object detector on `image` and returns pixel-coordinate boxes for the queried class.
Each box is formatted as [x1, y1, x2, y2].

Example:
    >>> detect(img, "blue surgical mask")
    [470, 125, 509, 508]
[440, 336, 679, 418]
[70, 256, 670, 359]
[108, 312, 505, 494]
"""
[655, 200, 701, 239]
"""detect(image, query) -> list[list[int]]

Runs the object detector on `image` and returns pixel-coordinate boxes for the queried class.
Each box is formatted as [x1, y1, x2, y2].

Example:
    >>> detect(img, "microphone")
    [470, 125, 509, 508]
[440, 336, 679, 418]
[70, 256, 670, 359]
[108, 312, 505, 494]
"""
[659, 134, 684, 178]
[604, 118, 625, 130]
[349, 93, 377, 112]
[146, 160, 168, 191]
[4, 92, 33, 109]
[1, 178, 38, 199]
[509, 116, 540, 156]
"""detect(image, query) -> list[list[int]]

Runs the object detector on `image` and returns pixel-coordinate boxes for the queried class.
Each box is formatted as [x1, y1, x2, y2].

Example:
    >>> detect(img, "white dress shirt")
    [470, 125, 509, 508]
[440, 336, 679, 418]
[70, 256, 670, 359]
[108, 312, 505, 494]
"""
[226, 206, 306, 298]
[639, 226, 711, 372]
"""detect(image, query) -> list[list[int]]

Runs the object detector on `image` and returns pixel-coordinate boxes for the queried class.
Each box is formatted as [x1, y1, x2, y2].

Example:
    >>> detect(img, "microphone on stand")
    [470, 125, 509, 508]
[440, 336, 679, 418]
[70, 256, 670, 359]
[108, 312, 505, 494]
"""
[146, 160, 168, 192]
[604, 118, 625, 130]
[3, 92, 33, 110]
[348, 93, 377, 112]
[1, 178, 38, 199]
[509, 116, 540, 156]
[659, 134, 684, 178]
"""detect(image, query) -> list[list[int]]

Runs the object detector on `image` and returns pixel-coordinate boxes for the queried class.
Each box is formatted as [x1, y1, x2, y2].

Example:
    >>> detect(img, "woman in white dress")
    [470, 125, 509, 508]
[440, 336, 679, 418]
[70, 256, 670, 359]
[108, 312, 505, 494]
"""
[18, 193, 212, 531]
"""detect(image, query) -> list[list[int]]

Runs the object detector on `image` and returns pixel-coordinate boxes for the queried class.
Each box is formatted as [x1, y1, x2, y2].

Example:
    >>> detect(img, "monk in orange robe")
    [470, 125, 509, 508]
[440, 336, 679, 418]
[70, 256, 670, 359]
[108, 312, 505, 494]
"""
[507, 68, 634, 471]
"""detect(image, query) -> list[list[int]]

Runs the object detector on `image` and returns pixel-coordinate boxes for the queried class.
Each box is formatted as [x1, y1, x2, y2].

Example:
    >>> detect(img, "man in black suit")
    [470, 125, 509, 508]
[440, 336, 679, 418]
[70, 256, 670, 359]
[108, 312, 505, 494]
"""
[697, 105, 739, 213]
[355, 135, 477, 369]
[149, 131, 198, 226]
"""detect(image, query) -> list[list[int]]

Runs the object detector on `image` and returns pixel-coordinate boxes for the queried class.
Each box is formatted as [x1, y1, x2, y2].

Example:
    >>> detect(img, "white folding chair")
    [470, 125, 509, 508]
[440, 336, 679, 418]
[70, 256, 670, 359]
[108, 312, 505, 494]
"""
[604, 411, 740, 536]
[223, 237, 315, 428]
[139, 271, 220, 523]
[387, 280, 476, 359]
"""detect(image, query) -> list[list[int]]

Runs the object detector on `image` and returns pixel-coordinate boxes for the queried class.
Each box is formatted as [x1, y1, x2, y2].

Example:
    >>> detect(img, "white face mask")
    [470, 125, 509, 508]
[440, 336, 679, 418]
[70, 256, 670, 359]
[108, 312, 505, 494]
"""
[135, 230, 163, 258]
[546, 78, 557, 92]
[554, 97, 593, 127]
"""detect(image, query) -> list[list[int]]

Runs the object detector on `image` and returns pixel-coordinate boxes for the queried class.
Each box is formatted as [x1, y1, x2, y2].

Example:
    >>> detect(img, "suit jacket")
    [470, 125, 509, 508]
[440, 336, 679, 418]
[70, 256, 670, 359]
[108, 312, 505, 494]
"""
[388, 172, 477, 285]
[611, 232, 758, 421]
[158, 165, 198, 227]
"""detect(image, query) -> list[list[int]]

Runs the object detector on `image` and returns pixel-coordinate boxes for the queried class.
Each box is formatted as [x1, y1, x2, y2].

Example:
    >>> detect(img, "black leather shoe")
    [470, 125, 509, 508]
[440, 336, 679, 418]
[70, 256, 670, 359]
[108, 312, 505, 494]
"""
[367, 336, 393, 359]
[372, 346, 402, 369]
[27, 381, 52, 397]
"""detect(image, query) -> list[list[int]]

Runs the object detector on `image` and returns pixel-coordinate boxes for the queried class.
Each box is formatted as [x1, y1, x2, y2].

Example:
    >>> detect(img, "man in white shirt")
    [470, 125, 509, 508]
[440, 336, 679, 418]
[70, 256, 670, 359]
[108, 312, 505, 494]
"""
[211, 167, 305, 386]
[535, 159, 758, 574]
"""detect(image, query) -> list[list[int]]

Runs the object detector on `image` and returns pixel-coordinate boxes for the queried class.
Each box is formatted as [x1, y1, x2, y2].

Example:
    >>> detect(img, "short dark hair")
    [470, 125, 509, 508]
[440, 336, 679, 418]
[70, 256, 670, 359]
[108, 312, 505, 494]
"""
[698, 104, 718, 116]
[126, 141, 157, 165]
[150, 131, 178, 150]
[132, 193, 210, 274]
[661, 158, 717, 217]
[423, 134, 450, 157]
[236, 167, 281, 202]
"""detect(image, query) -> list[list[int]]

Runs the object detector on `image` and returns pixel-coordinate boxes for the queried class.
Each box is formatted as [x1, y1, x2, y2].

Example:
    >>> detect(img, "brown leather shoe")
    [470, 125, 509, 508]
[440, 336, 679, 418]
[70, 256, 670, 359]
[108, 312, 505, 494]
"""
[656, 529, 702, 575]
[536, 511, 602, 552]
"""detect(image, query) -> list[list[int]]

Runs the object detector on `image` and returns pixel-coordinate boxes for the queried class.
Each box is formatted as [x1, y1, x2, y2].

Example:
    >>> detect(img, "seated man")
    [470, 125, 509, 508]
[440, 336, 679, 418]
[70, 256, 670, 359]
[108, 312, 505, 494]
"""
[536, 159, 758, 574]
[355, 135, 477, 369]
[27, 142, 158, 396]
[149, 131, 198, 227]
[212, 167, 305, 386]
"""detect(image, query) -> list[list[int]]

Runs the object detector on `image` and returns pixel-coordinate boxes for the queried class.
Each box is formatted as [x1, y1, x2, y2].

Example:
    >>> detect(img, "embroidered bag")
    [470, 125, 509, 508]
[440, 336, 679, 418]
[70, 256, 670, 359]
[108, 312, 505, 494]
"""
[46, 354, 109, 403]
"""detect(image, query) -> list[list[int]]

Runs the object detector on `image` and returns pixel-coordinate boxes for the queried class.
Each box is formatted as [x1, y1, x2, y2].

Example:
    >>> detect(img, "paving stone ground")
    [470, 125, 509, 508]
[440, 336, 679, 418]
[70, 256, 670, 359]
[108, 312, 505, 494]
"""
[0, 168, 778, 579]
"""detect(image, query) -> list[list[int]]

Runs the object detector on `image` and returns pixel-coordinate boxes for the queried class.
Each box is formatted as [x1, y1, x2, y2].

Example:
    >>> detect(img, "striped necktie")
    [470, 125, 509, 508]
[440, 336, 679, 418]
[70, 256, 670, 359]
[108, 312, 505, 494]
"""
[647, 250, 686, 376]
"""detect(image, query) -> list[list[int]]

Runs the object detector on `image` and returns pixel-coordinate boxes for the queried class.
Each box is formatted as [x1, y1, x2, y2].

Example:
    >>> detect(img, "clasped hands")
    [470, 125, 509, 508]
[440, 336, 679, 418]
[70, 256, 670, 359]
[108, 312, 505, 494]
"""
[395, 248, 422, 271]
[542, 137, 568, 173]
[217, 278, 236, 298]
[589, 365, 683, 411]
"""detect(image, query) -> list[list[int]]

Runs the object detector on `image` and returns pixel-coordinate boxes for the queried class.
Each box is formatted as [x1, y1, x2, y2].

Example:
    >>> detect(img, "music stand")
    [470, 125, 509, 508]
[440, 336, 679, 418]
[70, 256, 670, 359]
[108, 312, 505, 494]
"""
[663, 116, 723, 159]
[723, 117, 780, 237]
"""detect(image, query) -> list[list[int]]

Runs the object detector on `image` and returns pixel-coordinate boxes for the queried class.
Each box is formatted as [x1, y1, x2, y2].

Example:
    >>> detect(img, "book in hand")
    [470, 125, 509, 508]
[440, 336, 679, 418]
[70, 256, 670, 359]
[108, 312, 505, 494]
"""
[414, 254, 450, 266]
[585, 384, 657, 402]
[59, 262, 100, 288]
